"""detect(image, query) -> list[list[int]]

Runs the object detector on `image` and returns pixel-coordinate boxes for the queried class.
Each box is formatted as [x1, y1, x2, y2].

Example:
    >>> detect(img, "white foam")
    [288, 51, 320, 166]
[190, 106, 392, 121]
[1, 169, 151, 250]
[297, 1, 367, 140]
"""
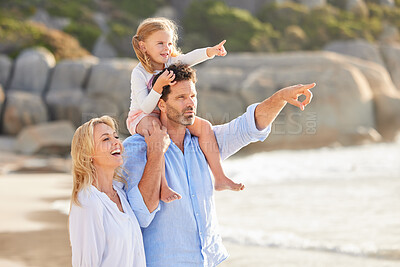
[220, 226, 399, 258]
[223, 142, 400, 184]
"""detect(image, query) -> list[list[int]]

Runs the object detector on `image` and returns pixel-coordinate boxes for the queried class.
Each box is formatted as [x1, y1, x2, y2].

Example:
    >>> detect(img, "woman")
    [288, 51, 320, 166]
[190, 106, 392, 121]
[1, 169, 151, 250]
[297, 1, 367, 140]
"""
[69, 115, 169, 266]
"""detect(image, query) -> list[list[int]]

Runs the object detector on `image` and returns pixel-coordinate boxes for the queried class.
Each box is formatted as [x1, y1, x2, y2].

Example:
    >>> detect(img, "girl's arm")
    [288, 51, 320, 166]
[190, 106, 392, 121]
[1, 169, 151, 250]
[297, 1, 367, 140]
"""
[170, 40, 227, 67]
[132, 69, 176, 114]
[132, 71, 161, 114]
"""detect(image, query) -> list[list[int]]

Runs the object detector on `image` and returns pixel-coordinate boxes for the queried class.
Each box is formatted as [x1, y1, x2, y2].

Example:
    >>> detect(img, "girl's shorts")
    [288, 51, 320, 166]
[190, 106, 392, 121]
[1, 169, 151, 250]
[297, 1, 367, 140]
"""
[126, 109, 160, 135]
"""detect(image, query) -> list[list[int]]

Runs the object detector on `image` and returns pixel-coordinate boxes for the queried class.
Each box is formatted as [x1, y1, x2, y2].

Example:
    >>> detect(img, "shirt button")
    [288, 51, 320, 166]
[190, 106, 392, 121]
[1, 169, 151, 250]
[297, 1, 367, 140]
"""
[191, 194, 195, 197]
[195, 213, 199, 216]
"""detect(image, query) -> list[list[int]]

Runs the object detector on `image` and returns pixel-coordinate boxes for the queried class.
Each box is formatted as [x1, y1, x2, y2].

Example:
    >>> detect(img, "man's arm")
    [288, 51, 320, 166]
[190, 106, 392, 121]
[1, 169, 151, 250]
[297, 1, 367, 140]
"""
[123, 122, 170, 227]
[139, 122, 170, 212]
[255, 83, 315, 130]
[137, 146, 163, 213]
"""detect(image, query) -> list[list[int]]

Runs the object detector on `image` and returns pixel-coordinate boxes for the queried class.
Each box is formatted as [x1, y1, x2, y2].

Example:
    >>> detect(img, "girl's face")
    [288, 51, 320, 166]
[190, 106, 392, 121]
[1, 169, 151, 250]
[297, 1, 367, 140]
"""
[92, 123, 123, 170]
[140, 30, 173, 70]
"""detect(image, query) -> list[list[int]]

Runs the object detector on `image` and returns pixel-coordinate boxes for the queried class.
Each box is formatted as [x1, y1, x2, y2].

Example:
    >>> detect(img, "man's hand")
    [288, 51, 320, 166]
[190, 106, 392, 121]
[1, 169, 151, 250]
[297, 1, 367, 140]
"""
[152, 70, 176, 94]
[278, 83, 316, 111]
[206, 40, 227, 57]
[255, 83, 316, 130]
[139, 121, 170, 213]
[143, 121, 170, 154]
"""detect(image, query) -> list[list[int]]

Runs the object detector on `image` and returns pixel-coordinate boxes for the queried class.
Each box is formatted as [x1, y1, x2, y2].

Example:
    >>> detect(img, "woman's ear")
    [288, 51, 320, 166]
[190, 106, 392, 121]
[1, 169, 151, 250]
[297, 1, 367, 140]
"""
[139, 41, 146, 52]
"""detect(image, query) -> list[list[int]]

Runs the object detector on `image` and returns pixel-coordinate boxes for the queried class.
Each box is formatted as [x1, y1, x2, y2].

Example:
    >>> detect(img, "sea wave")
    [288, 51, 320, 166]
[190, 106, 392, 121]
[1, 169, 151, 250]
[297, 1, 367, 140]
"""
[223, 142, 400, 184]
[220, 226, 400, 260]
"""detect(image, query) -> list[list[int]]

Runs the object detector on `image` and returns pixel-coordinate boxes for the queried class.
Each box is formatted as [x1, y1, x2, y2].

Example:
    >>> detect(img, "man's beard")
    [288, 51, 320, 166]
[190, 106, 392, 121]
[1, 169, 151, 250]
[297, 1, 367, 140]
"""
[166, 104, 196, 126]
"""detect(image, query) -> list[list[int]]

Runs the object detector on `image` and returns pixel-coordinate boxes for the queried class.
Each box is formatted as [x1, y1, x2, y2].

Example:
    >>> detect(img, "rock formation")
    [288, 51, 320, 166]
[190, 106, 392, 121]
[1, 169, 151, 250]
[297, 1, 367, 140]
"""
[1, 44, 400, 154]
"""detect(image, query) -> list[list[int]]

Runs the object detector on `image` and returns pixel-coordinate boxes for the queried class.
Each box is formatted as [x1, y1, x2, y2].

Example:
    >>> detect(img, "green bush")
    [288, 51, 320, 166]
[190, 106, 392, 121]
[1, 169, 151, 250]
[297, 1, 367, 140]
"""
[111, 0, 165, 18]
[327, 0, 348, 9]
[64, 21, 101, 51]
[0, 0, 38, 18]
[45, 0, 94, 20]
[257, 2, 309, 32]
[0, 17, 90, 60]
[257, 3, 384, 51]
[183, 0, 279, 52]
[278, 25, 308, 51]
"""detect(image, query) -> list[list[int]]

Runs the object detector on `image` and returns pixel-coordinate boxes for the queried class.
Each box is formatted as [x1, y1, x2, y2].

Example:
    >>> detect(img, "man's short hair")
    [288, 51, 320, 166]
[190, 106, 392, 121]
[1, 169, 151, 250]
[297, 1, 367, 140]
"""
[152, 63, 197, 101]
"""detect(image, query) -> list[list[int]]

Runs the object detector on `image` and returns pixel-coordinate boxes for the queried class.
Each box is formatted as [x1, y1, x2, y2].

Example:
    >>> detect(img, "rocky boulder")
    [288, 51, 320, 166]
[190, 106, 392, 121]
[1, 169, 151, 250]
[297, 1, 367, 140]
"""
[80, 96, 121, 125]
[86, 58, 137, 133]
[14, 121, 75, 155]
[379, 0, 395, 7]
[45, 58, 98, 126]
[200, 52, 381, 148]
[196, 67, 245, 93]
[379, 24, 400, 43]
[297, 0, 326, 9]
[324, 39, 385, 66]
[0, 54, 12, 88]
[0, 84, 4, 131]
[346, 57, 400, 140]
[380, 44, 400, 91]
[2, 91, 48, 135]
[8, 47, 56, 95]
[197, 90, 245, 125]
[345, 0, 368, 17]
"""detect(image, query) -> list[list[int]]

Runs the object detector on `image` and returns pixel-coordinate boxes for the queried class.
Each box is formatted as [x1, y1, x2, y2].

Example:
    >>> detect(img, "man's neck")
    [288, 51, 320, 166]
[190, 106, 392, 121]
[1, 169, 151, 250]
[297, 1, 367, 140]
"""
[160, 115, 186, 152]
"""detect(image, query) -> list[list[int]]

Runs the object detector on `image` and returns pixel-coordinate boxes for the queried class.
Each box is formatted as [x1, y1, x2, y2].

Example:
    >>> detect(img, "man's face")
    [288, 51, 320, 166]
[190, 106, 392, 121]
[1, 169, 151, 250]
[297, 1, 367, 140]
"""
[162, 80, 197, 126]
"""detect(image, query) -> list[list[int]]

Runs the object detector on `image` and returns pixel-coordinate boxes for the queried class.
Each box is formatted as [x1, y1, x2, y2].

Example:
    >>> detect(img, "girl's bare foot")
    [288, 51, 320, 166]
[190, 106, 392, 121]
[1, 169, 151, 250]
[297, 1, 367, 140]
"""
[214, 176, 244, 191]
[161, 186, 182, 203]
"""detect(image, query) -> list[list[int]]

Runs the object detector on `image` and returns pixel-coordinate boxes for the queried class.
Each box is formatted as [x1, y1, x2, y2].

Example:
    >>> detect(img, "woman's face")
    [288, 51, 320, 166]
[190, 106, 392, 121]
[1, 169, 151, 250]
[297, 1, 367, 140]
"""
[92, 123, 123, 169]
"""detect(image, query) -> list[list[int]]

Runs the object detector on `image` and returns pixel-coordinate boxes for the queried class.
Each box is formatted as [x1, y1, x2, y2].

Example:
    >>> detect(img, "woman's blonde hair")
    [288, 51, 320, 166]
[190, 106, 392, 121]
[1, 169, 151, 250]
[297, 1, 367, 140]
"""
[70, 115, 125, 206]
[132, 17, 181, 73]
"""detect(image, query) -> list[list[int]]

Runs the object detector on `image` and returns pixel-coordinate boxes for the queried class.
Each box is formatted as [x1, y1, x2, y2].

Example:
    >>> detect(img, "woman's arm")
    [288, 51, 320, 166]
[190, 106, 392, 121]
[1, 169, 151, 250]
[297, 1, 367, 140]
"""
[69, 199, 105, 266]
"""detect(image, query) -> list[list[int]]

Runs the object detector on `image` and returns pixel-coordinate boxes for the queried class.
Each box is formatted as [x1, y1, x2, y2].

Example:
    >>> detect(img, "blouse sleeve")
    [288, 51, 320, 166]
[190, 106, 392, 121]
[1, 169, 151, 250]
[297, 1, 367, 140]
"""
[69, 198, 106, 267]
[131, 69, 162, 114]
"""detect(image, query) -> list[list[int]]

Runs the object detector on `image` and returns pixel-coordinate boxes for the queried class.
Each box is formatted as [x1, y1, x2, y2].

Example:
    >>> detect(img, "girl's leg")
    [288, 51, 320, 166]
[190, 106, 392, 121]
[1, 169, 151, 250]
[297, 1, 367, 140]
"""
[136, 116, 182, 202]
[187, 117, 244, 191]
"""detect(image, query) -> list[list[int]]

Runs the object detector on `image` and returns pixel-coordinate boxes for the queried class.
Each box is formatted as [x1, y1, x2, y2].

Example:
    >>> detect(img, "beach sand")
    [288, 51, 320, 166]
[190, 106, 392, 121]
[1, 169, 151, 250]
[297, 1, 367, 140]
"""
[0, 173, 72, 267]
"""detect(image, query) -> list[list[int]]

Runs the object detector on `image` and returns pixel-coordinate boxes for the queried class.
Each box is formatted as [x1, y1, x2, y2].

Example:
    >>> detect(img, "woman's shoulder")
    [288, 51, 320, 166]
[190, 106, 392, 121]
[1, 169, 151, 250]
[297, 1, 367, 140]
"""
[74, 186, 101, 208]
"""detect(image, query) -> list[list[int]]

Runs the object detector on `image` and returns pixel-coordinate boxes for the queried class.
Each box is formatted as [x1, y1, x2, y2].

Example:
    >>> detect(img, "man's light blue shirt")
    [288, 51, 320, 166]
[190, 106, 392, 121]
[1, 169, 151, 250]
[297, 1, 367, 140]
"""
[123, 103, 271, 267]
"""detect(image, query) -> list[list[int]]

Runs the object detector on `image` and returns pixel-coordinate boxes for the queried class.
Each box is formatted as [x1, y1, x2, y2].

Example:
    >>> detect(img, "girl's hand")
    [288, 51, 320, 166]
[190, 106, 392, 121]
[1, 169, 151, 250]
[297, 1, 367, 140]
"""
[207, 40, 227, 57]
[153, 70, 176, 94]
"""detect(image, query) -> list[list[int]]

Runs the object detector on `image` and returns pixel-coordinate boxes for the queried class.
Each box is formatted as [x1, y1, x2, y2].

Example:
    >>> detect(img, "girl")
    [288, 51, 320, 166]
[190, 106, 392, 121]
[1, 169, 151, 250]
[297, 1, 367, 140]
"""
[127, 17, 244, 203]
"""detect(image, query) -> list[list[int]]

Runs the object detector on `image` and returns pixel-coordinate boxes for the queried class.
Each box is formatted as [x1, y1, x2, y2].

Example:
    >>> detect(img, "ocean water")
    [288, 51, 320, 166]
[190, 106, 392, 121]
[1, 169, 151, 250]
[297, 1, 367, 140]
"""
[216, 140, 400, 265]
[53, 141, 400, 265]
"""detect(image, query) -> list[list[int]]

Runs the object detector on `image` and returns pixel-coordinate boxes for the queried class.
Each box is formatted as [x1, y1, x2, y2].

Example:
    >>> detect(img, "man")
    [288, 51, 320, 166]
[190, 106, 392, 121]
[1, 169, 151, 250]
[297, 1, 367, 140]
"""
[123, 64, 315, 266]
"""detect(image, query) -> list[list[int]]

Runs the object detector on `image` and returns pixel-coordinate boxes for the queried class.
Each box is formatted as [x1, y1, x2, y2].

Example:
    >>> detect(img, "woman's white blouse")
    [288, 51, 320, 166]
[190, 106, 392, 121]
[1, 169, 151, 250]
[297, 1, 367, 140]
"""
[69, 182, 146, 267]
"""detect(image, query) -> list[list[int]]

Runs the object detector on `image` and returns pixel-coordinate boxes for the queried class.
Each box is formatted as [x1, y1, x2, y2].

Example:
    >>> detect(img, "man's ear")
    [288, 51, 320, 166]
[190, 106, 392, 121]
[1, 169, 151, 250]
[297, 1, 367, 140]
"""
[139, 41, 146, 52]
[158, 99, 166, 112]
